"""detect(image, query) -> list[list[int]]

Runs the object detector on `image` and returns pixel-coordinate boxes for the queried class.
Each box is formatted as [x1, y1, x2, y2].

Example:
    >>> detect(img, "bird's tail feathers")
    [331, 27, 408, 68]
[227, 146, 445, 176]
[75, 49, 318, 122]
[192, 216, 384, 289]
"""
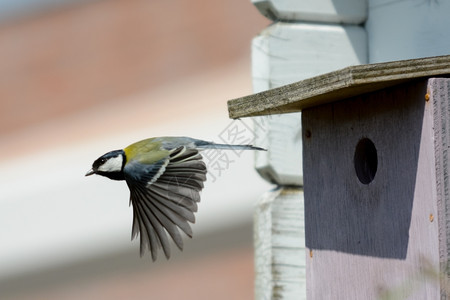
[196, 142, 266, 151]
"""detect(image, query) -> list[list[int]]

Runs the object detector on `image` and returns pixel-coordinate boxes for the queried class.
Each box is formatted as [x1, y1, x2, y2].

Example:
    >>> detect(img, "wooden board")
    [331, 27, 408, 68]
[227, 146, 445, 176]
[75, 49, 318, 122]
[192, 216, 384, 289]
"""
[252, 0, 367, 24]
[254, 188, 306, 299]
[430, 78, 450, 297]
[302, 79, 441, 298]
[228, 55, 450, 119]
[251, 22, 367, 93]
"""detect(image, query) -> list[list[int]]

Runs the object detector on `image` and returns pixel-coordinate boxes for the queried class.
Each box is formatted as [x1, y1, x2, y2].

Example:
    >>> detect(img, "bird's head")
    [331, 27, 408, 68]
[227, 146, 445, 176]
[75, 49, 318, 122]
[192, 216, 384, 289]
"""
[86, 150, 126, 180]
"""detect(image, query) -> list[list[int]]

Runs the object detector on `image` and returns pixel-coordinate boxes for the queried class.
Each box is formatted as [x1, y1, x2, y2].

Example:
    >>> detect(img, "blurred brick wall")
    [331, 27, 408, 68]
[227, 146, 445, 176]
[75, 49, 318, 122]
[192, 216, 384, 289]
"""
[0, 0, 269, 135]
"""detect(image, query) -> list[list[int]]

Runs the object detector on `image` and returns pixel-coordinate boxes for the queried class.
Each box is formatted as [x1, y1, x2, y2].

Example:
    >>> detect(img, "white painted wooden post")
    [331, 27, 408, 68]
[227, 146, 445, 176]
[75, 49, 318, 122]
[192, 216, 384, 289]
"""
[254, 188, 306, 299]
[250, 1, 367, 298]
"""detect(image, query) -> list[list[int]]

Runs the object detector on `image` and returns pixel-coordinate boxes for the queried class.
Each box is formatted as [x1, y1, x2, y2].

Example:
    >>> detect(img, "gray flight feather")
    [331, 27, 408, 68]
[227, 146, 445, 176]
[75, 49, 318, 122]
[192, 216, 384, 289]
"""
[124, 146, 206, 261]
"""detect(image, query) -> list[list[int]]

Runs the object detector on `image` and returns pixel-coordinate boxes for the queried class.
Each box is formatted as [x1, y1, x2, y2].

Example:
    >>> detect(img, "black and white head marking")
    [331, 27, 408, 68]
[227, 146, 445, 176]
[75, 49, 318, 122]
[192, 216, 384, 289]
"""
[88, 150, 126, 180]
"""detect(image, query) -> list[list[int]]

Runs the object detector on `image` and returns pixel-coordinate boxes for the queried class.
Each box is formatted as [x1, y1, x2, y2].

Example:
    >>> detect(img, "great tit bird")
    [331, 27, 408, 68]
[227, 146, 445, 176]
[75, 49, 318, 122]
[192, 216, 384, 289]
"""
[86, 136, 264, 261]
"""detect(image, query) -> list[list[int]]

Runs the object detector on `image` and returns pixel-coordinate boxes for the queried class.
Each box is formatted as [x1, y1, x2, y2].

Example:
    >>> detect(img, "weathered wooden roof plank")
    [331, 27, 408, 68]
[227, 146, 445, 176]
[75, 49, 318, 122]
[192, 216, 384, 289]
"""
[228, 55, 450, 119]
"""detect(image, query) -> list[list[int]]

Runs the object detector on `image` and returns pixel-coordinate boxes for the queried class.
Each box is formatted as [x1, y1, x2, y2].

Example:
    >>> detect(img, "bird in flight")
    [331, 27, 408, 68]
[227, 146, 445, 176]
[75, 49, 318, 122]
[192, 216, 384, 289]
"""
[86, 136, 264, 261]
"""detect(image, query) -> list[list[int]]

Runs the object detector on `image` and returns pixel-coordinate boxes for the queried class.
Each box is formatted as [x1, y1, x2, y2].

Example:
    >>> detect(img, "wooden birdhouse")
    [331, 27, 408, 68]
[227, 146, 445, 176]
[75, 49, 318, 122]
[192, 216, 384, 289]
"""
[228, 55, 450, 299]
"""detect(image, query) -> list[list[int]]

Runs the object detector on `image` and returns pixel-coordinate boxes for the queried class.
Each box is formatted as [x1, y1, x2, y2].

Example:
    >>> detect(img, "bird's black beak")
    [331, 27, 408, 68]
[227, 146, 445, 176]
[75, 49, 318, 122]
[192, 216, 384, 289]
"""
[85, 168, 95, 176]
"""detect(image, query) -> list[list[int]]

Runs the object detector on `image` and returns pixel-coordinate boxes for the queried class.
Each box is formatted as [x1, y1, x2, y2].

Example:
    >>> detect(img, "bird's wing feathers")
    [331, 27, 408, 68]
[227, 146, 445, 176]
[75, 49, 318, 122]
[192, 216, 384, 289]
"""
[123, 146, 207, 261]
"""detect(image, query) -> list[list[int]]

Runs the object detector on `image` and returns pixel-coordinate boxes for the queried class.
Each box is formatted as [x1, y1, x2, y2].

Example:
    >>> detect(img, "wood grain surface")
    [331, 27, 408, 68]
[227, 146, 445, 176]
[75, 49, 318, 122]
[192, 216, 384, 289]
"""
[302, 79, 441, 298]
[228, 55, 450, 119]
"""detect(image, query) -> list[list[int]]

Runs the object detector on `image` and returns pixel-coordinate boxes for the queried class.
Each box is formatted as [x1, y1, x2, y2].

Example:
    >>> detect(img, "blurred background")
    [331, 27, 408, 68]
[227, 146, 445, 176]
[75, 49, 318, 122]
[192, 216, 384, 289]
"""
[0, 0, 271, 299]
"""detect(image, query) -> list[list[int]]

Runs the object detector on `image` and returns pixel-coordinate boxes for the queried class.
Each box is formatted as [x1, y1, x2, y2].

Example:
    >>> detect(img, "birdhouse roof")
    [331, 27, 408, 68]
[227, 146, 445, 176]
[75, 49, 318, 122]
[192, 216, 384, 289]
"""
[228, 55, 450, 119]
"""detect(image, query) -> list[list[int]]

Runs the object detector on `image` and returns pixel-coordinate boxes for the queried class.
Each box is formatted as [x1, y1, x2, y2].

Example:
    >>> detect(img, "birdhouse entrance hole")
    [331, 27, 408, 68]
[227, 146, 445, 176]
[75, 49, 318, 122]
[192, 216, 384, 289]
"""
[354, 138, 377, 184]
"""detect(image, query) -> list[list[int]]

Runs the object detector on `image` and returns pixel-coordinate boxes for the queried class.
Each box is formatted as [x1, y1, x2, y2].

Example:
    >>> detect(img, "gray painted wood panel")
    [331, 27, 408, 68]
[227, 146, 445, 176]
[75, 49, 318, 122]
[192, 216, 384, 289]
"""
[430, 78, 450, 298]
[302, 79, 442, 298]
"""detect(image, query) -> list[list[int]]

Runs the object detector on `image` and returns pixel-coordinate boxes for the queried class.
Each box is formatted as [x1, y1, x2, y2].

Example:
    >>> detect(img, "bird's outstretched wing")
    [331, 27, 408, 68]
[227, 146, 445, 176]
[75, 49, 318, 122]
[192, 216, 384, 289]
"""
[123, 146, 207, 261]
